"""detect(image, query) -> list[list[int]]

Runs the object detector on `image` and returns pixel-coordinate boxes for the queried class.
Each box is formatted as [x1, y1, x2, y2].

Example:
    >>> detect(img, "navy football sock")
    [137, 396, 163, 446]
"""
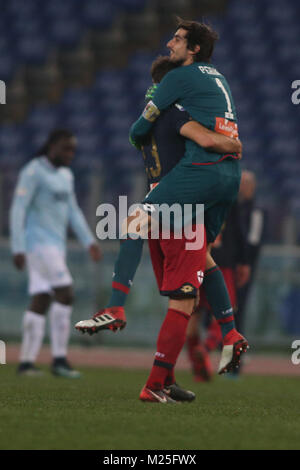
[202, 265, 236, 338]
[106, 237, 144, 307]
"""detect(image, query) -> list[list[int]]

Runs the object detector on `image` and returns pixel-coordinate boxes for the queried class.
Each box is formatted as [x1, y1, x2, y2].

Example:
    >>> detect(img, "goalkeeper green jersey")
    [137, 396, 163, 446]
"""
[130, 61, 239, 166]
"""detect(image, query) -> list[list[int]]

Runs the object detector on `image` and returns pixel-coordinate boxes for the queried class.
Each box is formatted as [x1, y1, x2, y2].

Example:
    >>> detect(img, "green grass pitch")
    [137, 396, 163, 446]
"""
[0, 365, 300, 450]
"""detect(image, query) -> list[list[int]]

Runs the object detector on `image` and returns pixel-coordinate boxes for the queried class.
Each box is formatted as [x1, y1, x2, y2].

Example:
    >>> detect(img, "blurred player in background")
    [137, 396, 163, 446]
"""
[186, 190, 251, 382]
[235, 171, 264, 340]
[187, 171, 264, 381]
[10, 129, 101, 377]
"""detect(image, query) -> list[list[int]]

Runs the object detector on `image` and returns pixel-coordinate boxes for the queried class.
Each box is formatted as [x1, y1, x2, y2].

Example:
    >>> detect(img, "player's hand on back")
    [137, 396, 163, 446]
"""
[13, 253, 26, 270]
[129, 135, 142, 150]
[145, 84, 158, 101]
[236, 138, 242, 159]
[88, 243, 102, 262]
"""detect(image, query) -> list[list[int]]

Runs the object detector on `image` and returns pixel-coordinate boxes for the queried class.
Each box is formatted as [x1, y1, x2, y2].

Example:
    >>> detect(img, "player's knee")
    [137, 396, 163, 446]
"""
[29, 293, 52, 314]
[121, 209, 152, 239]
[168, 296, 195, 316]
[54, 286, 74, 305]
[163, 285, 197, 315]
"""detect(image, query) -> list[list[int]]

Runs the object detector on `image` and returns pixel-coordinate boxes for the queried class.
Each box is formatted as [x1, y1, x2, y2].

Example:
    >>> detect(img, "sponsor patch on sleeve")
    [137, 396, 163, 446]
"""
[215, 117, 239, 139]
[142, 100, 160, 122]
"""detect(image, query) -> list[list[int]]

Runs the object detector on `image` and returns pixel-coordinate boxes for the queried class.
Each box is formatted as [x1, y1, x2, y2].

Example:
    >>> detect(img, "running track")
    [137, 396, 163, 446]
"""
[6, 344, 299, 376]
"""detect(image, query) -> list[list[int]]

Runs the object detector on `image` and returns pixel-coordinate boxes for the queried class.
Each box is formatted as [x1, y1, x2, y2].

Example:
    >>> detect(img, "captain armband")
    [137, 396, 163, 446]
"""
[142, 100, 160, 122]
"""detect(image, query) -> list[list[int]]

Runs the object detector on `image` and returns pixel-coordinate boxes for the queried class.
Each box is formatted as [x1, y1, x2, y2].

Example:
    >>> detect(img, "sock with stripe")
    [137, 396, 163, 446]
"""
[146, 308, 190, 390]
[106, 237, 144, 307]
[202, 265, 236, 339]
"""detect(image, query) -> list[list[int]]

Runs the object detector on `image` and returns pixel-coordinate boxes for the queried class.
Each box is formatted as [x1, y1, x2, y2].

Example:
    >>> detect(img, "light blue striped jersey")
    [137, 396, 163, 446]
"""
[10, 156, 95, 253]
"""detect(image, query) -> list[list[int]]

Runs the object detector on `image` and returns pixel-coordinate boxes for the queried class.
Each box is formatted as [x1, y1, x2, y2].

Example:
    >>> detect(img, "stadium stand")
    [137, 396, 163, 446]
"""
[0, 0, 299, 241]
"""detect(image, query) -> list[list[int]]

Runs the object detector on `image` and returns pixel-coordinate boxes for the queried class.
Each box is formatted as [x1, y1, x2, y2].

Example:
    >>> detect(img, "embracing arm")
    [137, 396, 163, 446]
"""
[179, 121, 242, 157]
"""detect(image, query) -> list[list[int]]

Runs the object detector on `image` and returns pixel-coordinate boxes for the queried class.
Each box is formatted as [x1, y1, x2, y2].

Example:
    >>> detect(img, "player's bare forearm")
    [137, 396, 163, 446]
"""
[180, 121, 242, 155]
[208, 133, 242, 155]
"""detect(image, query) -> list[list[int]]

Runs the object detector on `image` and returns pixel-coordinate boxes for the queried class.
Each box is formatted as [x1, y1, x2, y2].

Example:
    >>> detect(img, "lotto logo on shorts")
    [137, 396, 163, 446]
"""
[181, 284, 194, 293]
[0, 340, 6, 365]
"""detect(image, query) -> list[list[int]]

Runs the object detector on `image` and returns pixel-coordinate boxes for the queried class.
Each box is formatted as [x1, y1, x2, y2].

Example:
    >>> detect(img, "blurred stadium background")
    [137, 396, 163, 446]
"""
[1, 0, 300, 356]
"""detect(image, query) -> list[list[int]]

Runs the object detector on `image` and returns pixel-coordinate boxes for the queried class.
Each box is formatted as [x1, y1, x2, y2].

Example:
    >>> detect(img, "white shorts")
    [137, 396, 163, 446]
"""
[26, 246, 73, 295]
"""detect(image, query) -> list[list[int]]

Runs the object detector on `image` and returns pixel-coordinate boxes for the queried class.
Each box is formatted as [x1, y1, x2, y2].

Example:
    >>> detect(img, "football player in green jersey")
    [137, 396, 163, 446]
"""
[129, 19, 249, 382]
[77, 22, 248, 399]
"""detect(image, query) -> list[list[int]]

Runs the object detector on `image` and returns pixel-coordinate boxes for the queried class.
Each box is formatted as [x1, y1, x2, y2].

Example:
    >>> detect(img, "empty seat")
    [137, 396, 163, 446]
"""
[17, 36, 48, 64]
[0, 54, 15, 81]
[83, 0, 116, 29]
[62, 89, 94, 111]
[65, 114, 99, 132]
[50, 18, 82, 48]
[114, 0, 147, 12]
[26, 105, 61, 130]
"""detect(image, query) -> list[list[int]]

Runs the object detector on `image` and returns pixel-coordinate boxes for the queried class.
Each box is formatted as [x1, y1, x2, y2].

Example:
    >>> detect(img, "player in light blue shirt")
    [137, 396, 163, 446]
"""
[10, 129, 101, 377]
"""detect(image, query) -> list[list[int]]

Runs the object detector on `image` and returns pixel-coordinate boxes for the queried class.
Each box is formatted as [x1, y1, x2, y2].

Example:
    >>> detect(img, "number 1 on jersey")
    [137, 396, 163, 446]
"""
[215, 78, 234, 120]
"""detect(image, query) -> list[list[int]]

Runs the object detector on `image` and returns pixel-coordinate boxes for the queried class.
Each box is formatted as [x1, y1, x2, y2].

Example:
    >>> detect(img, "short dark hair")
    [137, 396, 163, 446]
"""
[176, 17, 219, 63]
[36, 129, 74, 156]
[151, 55, 179, 83]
